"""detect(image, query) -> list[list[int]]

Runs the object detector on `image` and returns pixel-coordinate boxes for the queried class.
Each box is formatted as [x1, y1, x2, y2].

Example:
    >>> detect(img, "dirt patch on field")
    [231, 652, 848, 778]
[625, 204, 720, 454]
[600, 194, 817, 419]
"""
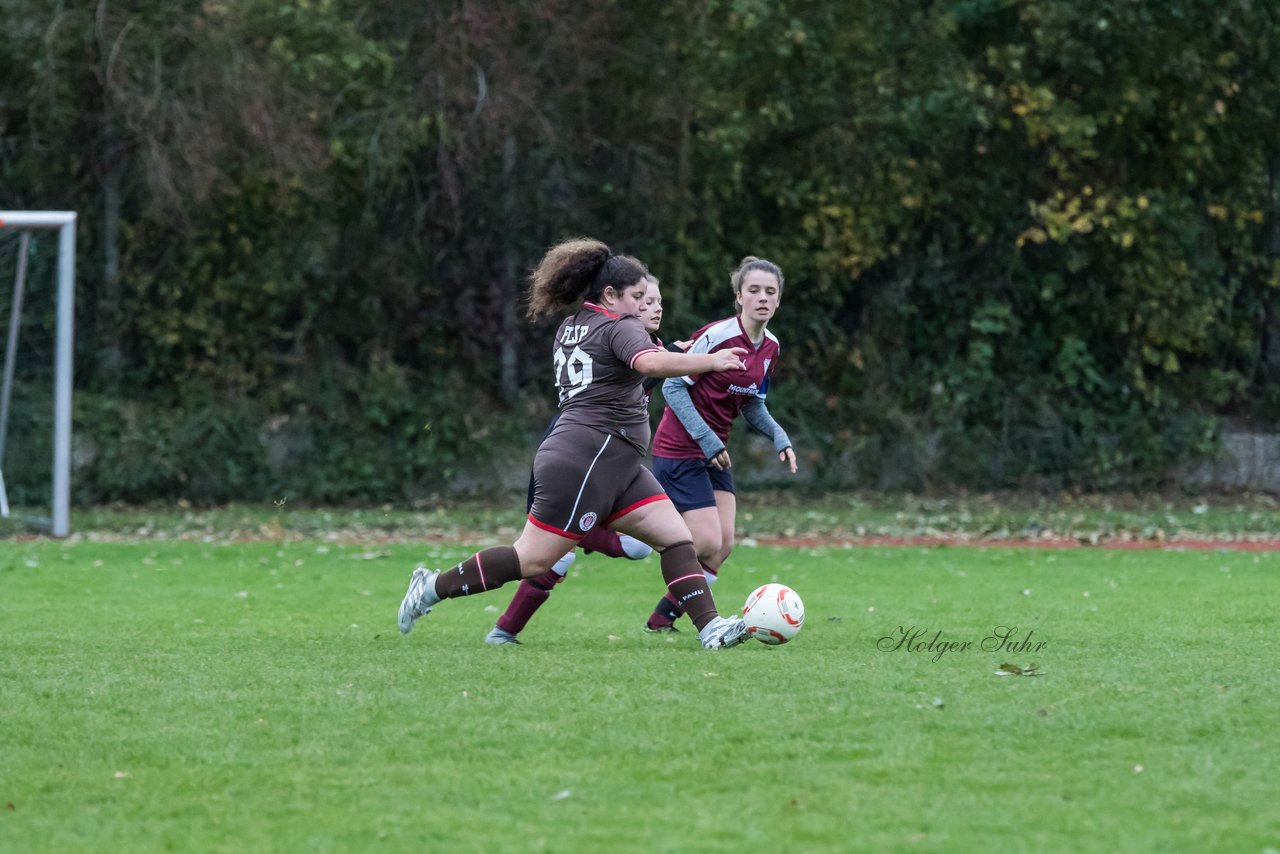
[750, 534, 1280, 551]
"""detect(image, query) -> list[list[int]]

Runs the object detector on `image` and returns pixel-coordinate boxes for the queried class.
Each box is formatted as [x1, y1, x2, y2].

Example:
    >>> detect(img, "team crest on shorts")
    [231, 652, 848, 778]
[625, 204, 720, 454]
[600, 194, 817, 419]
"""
[579, 511, 598, 531]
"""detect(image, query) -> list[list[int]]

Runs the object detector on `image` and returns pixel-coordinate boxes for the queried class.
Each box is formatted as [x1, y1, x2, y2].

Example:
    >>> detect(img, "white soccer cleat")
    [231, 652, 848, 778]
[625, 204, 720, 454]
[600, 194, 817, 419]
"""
[698, 615, 748, 649]
[484, 627, 522, 645]
[398, 567, 441, 634]
[618, 534, 653, 560]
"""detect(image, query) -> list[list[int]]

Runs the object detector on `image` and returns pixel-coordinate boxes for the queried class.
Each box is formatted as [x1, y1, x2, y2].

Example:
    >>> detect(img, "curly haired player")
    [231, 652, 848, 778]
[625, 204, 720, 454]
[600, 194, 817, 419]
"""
[483, 271, 675, 645]
[397, 239, 750, 649]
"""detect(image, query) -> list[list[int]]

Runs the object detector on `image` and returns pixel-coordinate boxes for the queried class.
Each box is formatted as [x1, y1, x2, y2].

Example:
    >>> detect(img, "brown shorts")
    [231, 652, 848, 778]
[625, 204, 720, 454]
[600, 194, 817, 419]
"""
[529, 423, 669, 540]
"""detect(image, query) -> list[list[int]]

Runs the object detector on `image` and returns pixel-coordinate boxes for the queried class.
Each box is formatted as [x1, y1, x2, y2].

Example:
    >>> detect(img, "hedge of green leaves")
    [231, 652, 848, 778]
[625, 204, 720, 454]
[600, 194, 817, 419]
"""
[2, 0, 1277, 502]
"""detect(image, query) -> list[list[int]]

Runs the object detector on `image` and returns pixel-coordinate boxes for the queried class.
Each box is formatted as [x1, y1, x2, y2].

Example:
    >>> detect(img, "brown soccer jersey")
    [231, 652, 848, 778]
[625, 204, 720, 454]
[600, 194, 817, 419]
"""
[551, 302, 661, 454]
[527, 301, 666, 540]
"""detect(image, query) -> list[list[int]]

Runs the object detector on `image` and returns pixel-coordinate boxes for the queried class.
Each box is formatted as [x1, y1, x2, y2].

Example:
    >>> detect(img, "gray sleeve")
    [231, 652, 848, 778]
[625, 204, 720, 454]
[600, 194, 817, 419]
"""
[661, 377, 725, 459]
[742, 396, 792, 454]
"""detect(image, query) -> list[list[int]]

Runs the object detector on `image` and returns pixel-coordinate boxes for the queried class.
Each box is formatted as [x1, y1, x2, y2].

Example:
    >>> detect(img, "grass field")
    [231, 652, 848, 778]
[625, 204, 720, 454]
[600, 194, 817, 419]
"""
[2, 512, 1279, 852]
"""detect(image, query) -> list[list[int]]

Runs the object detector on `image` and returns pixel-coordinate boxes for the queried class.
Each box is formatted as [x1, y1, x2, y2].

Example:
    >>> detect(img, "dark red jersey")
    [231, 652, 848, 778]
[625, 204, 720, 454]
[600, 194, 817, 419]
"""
[651, 316, 780, 459]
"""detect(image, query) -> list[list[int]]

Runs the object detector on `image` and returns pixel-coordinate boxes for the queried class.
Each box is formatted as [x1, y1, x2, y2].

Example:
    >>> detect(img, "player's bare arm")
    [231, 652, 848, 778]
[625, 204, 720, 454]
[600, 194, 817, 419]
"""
[634, 346, 747, 378]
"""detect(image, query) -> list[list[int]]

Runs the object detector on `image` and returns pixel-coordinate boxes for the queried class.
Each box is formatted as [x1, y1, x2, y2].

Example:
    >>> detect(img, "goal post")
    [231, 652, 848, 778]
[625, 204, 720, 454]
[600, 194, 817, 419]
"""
[0, 211, 76, 537]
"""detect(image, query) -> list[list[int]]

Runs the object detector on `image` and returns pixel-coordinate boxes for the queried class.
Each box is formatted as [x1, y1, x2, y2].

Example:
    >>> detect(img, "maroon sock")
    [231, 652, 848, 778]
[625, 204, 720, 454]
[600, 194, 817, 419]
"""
[496, 571, 562, 634]
[659, 541, 717, 631]
[580, 527, 625, 558]
[647, 593, 683, 629]
[435, 546, 522, 600]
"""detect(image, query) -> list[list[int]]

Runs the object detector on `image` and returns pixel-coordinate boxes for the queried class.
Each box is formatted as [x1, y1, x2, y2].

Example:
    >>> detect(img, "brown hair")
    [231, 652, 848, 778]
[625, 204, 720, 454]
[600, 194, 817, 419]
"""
[526, 239, 648, 318]
[730, 256, 784, 301]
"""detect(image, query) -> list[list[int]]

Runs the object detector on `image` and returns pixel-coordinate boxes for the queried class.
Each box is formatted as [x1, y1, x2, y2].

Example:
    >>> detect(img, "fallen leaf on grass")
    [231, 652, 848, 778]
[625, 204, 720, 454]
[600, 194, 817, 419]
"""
[995, 662, 1044, 677]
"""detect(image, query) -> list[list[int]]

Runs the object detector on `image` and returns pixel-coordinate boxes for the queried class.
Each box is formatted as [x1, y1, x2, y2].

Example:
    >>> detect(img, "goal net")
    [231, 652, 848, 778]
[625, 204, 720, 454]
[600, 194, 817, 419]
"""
[0, 212, 76, 537]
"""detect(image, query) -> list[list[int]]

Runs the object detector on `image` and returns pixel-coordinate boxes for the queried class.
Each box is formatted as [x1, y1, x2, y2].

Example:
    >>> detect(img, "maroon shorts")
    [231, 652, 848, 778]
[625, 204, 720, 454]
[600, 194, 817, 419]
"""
[529, 423, 669, 540]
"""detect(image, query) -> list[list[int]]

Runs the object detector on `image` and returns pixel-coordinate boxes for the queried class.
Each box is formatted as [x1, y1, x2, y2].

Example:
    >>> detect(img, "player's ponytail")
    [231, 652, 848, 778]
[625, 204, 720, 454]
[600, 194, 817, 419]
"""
[527, 239, 647, 318]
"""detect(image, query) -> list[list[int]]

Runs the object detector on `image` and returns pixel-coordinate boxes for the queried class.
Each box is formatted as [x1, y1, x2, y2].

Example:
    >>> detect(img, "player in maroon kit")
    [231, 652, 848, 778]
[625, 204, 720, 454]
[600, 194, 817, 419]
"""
[644, 256, 798, 633]
[483, 274, 669, 645]
[397, 238, 752, 649]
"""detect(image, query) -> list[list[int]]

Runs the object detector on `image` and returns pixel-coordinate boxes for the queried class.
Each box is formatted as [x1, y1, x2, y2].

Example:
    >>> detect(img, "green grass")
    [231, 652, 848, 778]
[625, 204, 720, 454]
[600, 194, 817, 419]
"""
[2, 537, 1278, 852]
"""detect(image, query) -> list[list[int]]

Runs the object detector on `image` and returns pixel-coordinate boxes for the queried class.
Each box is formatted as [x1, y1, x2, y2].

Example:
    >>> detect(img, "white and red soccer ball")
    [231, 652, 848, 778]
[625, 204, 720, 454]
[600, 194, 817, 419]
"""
[742, 583, 805, 645]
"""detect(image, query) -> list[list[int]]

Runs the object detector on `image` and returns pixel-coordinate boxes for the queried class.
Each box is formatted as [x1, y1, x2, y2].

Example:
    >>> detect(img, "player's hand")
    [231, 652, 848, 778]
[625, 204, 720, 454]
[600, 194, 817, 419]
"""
[779, 447, 797, 474]
[673, 339, 691, 352]
[709, 449, 733, 471]
[709, 346, 747, 372]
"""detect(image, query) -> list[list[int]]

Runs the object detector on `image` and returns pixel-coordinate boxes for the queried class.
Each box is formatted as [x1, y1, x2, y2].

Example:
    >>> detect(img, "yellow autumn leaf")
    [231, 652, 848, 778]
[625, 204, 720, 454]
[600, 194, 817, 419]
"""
[1016, 227, 1048, 247]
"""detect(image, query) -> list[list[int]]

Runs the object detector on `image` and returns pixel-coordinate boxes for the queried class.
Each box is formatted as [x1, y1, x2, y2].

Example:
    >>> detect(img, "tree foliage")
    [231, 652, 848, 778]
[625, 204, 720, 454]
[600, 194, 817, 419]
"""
[1, 0, 1278, 502]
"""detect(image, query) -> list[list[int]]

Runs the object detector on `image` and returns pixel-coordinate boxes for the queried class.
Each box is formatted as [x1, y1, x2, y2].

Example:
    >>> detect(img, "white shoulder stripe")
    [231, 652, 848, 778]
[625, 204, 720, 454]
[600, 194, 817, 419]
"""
[690, 317, 742, 354]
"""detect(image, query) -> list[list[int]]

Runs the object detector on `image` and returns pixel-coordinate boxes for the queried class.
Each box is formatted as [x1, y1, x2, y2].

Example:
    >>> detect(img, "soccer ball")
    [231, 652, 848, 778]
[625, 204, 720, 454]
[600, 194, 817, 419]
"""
[742, 583, 805, 645]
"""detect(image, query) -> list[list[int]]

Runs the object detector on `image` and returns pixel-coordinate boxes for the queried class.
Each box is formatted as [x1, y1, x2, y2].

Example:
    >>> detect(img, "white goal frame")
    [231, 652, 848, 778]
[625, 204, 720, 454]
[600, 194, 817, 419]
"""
[0, 211, 76, 537]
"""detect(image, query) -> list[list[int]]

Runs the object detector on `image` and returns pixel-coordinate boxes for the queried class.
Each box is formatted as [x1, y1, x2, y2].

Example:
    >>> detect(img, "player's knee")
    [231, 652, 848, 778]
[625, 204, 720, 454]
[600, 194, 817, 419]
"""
[694, 533, 722, 564]
[658, 539, 694, 555]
